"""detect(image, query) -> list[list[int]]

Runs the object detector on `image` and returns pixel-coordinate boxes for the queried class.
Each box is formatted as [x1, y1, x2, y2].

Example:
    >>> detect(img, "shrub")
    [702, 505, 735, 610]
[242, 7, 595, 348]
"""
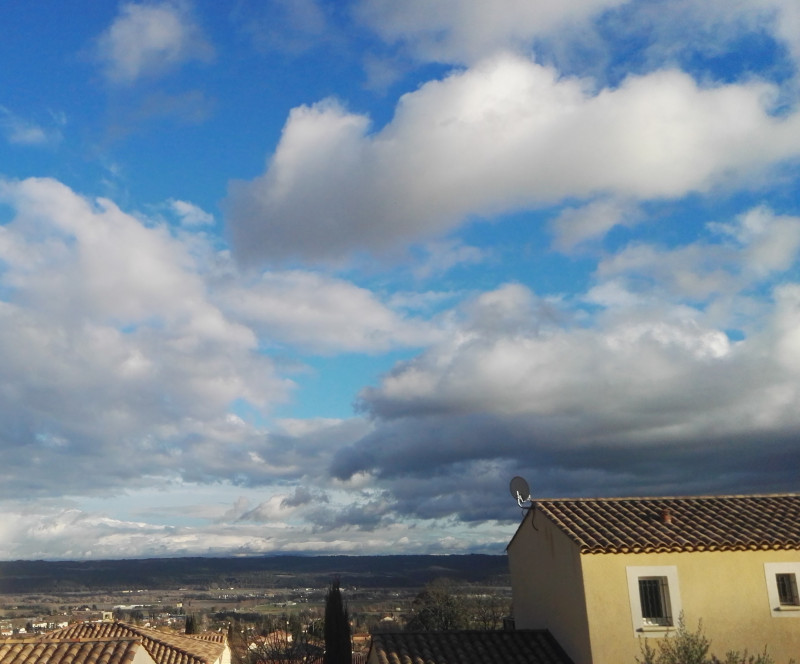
[711, 650, 776, 664]
[636, 614, 780, 664]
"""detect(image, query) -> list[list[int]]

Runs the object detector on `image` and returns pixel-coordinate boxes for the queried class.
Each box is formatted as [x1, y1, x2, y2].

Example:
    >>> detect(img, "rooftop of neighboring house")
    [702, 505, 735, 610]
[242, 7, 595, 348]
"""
[45, 622, 227, 664]
[508, 493, 800, 554]
[368, 630, 574, 664]
[0, 638, 149, 664]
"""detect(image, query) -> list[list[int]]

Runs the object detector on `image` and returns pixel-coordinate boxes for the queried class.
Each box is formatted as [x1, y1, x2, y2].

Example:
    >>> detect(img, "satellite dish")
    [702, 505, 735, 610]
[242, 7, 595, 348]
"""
[510, 476, 532, 507]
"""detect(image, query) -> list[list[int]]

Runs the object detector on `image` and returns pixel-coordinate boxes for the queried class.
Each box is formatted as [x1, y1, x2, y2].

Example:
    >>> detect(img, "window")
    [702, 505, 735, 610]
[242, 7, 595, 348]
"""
[776, 574, 799, 607]
[626, 566, 682, 635]
[639, 577, 672, 626]
[764, 563, 800, 617]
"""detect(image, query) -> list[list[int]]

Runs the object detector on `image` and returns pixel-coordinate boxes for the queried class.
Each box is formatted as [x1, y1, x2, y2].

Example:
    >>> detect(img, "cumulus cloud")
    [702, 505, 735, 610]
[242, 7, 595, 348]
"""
[333, 307, 800, 499]
[217, 270, 440, 353]
[227, 54, 800, 264]
[0, 177, 289, 497]
[95, 0, 214, 84]
[174, 416, 374, 490]
[550, 198, 640, 251]
[170, 198, 214, 226]
[0, 174, 398, 549]
[593, 207, 800, 306]
[354, 299, 737, 425]
[410, 240, 487, 279]
[330, 209, 800, 507]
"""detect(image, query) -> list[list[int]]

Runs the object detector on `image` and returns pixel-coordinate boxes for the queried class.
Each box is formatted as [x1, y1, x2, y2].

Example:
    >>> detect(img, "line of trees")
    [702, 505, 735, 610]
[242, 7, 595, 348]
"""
[405, 579, 509, 631]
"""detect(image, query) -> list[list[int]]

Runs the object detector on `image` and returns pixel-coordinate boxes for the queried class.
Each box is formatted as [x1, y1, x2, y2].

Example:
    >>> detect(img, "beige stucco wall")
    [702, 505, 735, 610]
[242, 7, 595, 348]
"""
[132, 646, 158, 664]
[216, 644, 231, 664]
[581, 549, 800, 664]
[507, 509, 592, 664]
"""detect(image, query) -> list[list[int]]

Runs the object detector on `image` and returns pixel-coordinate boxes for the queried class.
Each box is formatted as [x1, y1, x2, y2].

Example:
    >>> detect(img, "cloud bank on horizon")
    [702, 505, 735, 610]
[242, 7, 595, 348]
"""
[0, 0, 799, 560]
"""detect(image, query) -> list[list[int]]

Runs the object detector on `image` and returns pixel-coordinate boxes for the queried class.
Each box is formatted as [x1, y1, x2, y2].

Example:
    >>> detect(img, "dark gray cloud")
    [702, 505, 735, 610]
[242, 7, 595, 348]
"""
[305, 494, 397, 532]
[280, 486, 325, 508]
[332, 411, 800, 524]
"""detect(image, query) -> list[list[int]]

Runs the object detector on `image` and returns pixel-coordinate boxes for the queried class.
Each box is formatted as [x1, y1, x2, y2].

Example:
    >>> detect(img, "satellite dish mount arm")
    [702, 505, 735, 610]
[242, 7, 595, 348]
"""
[509, 476, 538, 530]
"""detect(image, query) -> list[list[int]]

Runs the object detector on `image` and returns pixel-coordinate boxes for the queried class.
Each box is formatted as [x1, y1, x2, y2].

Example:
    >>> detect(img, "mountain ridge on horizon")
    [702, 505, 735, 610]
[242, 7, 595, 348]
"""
[0, 554, 510, 593]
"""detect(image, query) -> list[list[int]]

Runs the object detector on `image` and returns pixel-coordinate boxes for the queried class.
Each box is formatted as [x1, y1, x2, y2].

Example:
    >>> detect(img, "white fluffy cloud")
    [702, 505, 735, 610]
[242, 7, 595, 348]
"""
[218, 271, 440, 353]
[170, 199, 214, 226]
[0, 177, 286, 497]
[357, 285, 738, 423]
[550, 198, 640, 251]
[594, 207, 800, 304]
[354, 0, 630, 64]
[95, 0, 214, 84]
[227, 54, 800, 263]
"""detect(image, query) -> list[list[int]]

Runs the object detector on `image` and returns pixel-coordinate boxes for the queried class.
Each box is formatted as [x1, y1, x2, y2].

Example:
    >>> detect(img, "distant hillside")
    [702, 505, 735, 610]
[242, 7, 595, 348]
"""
[0, 554, 509, 593]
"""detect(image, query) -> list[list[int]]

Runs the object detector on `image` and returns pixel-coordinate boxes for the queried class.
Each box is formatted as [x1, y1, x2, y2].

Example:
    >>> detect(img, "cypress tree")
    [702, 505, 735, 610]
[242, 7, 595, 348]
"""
[324, 579, 351, 664]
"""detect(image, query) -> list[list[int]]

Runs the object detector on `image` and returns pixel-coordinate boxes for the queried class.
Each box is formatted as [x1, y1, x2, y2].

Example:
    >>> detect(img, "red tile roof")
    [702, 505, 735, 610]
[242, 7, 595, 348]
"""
[45, 623, 226, 664]
[369, 630, 574, 664]
[0, 638, 144, 664]
[527, 494, 800, 554]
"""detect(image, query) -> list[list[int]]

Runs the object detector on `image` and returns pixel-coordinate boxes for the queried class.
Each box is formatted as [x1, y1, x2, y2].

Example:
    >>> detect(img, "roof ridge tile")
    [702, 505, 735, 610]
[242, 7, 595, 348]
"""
[524, 493, 800, 554]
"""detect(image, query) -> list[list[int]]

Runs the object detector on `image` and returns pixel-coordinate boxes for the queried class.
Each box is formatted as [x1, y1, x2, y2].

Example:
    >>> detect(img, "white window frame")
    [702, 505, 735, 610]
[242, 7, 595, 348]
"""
[764, 563, 800, 617]
[626, 566, 682, 636]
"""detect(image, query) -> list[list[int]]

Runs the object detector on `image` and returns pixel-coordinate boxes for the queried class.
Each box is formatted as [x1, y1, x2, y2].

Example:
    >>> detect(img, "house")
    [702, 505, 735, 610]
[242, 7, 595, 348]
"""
[367, 629, 574, 664]
[0, 637, 158, 664]
[44, 622, 230, 664]
[507, 494, 800, 664]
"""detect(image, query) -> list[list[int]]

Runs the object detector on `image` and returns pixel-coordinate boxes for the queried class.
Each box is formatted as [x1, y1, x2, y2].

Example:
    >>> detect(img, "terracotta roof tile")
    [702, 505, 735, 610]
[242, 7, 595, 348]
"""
[45, 624, 225, 664]
[0, 639, 142, 664]
[368, 630, 574, 664]
[530, 494, 800, 554]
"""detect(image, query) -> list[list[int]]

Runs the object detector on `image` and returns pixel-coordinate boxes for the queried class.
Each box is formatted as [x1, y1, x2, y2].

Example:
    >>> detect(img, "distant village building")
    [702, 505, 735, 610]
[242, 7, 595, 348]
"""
[0, 636, 158, 664]
[0, 621, 230, 664]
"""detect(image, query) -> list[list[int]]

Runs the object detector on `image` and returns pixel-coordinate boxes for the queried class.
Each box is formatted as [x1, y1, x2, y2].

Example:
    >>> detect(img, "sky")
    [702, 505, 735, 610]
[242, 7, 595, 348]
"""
[1, 0, 800, 560]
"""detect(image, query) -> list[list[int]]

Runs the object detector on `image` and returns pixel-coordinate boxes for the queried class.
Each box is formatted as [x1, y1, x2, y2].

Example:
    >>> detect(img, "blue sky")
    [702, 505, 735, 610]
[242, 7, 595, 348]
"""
[2, 0, 800, 559]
